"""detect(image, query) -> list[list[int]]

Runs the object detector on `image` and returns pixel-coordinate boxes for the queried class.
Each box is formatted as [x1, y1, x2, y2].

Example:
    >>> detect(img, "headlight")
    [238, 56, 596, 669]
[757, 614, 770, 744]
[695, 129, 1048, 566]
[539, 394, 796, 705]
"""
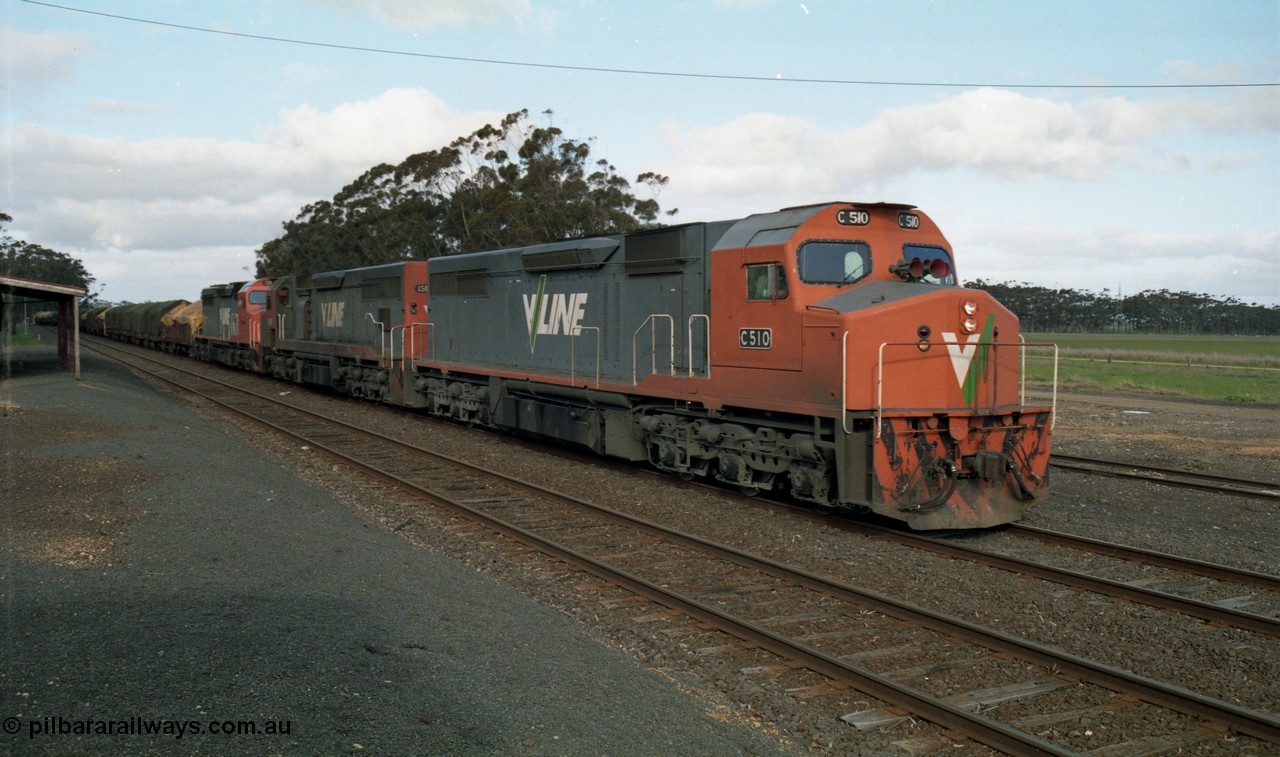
[962, 299, 977, 315]
[962, 317, 978, 333]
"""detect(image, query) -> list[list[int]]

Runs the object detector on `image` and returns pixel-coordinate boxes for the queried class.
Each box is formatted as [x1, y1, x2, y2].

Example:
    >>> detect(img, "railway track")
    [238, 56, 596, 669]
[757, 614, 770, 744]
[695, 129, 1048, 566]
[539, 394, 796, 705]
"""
[87, 338, 1280, 755]
[843, 521, 1280, 638]
[1051, 454, 1280, 501]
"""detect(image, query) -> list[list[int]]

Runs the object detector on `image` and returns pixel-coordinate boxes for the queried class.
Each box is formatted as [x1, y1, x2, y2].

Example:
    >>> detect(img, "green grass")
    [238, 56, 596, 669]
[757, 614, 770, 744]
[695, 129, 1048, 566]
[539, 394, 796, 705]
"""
[3, 324, 45, 346]
[1029, 333, 1279, 365]
[1024, 333, 1280, 403]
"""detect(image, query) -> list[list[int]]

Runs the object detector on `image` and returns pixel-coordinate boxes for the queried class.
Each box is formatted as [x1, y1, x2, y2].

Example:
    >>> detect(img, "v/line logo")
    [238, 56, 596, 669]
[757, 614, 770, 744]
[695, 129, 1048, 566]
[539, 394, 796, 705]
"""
[941, 314, 995, 406]
[523, 274, 589, 352]
[941, 332, 982, 388]
[321, 301, 345, 329]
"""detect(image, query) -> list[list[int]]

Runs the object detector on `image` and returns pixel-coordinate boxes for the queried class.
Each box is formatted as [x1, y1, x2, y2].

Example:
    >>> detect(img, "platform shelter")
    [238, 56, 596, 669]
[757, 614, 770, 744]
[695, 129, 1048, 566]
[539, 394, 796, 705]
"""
[0, 275, 87, 379]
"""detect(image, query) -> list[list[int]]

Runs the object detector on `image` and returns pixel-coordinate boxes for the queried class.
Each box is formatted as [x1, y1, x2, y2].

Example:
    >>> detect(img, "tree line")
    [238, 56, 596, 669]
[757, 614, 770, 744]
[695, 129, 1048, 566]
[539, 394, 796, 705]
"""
[254, 109, 673, 276]
[0, 212, 96, 293]
[969, 280, 1280, 336]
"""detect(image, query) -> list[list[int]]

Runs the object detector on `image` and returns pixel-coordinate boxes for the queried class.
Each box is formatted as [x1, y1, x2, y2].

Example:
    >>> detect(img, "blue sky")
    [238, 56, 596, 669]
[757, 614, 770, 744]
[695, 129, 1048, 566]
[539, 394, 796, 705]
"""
[4, 0, 1278, 307]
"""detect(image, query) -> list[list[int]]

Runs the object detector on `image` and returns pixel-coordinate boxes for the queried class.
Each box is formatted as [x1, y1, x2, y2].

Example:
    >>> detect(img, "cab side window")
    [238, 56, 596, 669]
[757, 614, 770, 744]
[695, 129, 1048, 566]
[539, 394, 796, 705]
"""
[746, 263, 788, 301]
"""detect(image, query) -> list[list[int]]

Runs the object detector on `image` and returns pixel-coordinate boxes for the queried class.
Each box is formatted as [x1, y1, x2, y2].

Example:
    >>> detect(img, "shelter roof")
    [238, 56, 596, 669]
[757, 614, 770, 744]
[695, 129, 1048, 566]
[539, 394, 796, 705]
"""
[0, 274, 87, 298]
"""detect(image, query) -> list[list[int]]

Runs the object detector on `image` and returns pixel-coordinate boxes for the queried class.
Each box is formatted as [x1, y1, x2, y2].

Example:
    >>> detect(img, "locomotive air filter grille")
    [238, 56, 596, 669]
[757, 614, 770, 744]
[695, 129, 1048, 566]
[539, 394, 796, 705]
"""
[624, 228, 686, 275]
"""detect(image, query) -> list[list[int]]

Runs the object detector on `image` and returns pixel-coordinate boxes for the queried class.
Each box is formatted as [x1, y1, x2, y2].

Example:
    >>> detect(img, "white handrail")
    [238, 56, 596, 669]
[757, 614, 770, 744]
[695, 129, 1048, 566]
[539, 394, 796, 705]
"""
[843, 331, 852, 434]
[631, 314, 675, 385]
[404, 322, 432, 364]
[873, 339, 1059, 438]
[365, 312, 386, 363]
[1019, 334, 1026, 406]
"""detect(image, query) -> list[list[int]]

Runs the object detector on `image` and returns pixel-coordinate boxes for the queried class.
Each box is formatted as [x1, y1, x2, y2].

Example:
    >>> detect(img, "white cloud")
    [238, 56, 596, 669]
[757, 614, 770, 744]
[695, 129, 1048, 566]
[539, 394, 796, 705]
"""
[0, 24, 86, 100]
[1165, 56, 1280, 88]
[260, 88, 497, 168]
[85, 99, 166, 119]
[76, 246, 263, 304]
[658, 87, 1279, 214]
[305, 0, 534, 29]
[5, 88, 501, 271]
[649, 87, 1278, 306]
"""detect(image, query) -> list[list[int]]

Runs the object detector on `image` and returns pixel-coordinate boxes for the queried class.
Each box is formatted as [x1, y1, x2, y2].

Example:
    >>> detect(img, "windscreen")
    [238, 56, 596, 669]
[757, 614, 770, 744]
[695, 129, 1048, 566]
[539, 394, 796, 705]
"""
[797, 241, 871, 285]
[903, 244, 956, 285]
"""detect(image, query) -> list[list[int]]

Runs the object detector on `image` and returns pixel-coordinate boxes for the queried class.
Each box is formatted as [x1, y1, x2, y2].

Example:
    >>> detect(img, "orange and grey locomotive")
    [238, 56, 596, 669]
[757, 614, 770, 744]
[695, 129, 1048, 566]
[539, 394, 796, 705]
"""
[92, 201, 1055, 530]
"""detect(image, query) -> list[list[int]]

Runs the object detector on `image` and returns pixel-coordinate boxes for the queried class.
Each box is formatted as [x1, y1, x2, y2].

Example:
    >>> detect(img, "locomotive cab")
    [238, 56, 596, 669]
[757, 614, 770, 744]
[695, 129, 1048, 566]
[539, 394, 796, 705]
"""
[704, 203, 1052, 529]
[193, 278, 274, 370]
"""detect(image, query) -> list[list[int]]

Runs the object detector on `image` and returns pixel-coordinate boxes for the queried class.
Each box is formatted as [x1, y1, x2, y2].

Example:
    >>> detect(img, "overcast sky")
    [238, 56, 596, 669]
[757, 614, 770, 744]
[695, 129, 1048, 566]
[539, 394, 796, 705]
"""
[4, 0, 1278, 307]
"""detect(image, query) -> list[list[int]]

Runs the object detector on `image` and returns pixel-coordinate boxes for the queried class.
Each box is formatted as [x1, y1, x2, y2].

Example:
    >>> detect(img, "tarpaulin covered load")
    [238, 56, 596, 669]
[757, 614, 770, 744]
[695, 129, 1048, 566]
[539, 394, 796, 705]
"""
[163, 300, 204, 333]
[105, 300, 189, 342]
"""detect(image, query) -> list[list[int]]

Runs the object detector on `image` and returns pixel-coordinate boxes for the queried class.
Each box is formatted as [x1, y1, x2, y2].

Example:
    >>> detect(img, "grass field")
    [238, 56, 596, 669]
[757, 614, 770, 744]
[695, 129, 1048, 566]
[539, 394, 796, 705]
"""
[2, 324, 45, 347]
[1024, 333, 1279, 404]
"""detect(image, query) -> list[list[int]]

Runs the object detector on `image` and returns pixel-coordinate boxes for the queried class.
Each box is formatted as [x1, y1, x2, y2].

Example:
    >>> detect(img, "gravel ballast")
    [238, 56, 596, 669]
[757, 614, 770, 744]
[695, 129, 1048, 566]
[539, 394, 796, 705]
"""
[1, 346, 783, 755]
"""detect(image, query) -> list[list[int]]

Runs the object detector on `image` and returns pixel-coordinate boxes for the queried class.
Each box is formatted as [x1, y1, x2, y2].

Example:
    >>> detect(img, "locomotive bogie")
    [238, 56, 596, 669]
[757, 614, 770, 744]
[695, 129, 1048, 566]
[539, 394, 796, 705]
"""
[638, 410, 832, 498]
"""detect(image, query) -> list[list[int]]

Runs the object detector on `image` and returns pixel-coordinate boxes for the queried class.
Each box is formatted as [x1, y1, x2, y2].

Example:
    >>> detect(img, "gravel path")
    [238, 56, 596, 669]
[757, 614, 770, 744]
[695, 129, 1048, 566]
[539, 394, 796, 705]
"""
[1, 346, 784, 756]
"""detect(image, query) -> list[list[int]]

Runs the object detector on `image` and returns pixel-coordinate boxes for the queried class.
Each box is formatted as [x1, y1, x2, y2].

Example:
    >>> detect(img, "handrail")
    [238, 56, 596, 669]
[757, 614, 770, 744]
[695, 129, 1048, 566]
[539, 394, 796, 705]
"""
[631, 314, 675, 385]
[404, 322, 432, 364]
[389, 324, 404, 365]
[365, 312, 386, 364]
[873, 339, 1059, 439]
[875, 341, 887, 438]
[1046, 343, 1059, 429]
[687, 314, 710, 378]
[1019, 334, 1026, 406]
[842, 331, 851, 434]
[571, 325, 601, 388]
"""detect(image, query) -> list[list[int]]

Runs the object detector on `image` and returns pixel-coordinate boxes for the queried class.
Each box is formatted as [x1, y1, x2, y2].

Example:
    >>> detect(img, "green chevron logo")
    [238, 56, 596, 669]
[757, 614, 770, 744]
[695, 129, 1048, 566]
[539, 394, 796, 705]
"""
[525, 274, 547, 353]
[943, 314, 995, 408]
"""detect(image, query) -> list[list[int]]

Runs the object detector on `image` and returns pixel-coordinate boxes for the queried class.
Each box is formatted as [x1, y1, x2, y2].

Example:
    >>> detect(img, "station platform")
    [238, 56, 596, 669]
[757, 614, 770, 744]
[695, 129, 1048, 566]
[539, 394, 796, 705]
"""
[1, 344, 779, 755]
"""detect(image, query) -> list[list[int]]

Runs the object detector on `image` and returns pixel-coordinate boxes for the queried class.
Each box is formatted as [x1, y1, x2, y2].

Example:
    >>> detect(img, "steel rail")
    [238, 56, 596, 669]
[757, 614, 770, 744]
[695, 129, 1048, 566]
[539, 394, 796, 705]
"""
[1051, 454, 1280, 501]
[90, 340, 1280, 747]
[1009, 524, 1280, 591]
[851, 523, 1280, 638]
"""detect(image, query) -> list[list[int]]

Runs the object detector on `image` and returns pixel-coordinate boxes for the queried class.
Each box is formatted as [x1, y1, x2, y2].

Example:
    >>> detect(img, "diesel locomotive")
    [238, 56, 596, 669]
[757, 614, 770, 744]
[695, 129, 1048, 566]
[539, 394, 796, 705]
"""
[96, 201, 1055, 530]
